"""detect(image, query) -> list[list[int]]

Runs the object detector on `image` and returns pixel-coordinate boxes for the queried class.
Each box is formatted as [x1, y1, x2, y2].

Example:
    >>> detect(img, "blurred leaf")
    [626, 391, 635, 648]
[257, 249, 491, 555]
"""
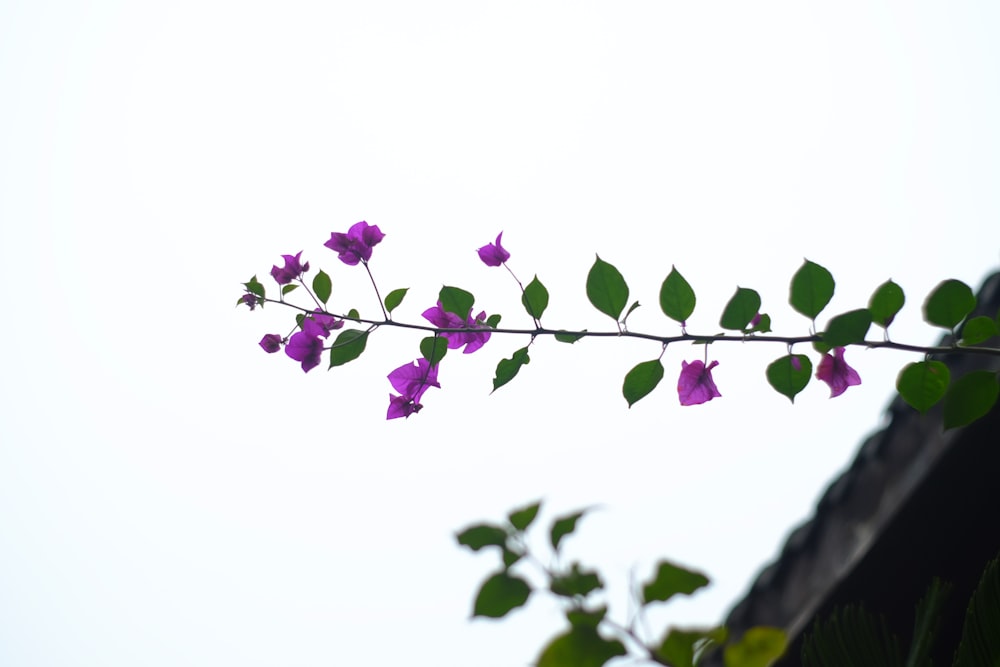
[622, 359, 664, 408]
[660, 266, 697, 324]
[550, 563, 603, 598]
[281, 284, 298, 296]
[554, 330, 586, 343]
[439, 285, 475, 318]
[328, 330, 368, 367]
[766, 355, 813, 403]
[943, 371, 999, 430]
[472, 572, 531, 618]
[522, 275, 550, 320]
[537, 626, 626, 667]
[455, 523, 508, 551]
[566, 606, 607, 629]
[790, 259, 835, 320]
[960, 316, 999, 345]
[822, 309, 872, 347]
[801, 608, 900, 667]
[642, 560, 710, 604]
[953, 557, 1000, 667]
[586, 255, 629, 321]
[720, 287, 761, 331]
[725, 627, 787, 667]
[492, 347, 530, 393]
[923, 279, 976, 329]
[420, 336, 448, 366]
[658, 626, 728, 667]
[550, 510, 587, 551]
[508, 501, 541, 532]
[896, 361, 950, 413]
[312, 270, 332, 304]
[384, 287, 408, 314]
[502, 547, 523, 569]
[906, 577, 950, 667]
[869, 279, 905, 328]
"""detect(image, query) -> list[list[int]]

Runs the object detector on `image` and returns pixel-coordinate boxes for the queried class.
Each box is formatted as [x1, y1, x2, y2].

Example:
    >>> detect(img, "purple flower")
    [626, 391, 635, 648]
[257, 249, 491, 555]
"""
[816, 347, 861, 397]
[309, 310, 344, 335]
[477, 232, 510, 267]
[270, 252, 309, 285]
[283, 313, 340, 373]
[386, 358, 441, 419]
[324, 221, 385, 265]
[259, 334, 282, 353]
[422, 302, 491, 354]
[677, 360, 722, 406]
[240, 293, 259, 310]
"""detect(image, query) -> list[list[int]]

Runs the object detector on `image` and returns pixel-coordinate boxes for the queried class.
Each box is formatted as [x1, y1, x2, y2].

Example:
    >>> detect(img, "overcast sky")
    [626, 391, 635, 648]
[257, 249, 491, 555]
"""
[2, 2, 999, 666]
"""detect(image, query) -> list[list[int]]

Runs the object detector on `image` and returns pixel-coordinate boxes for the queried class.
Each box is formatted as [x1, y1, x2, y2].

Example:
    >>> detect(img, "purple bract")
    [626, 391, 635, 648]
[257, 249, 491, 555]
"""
[422, 302, 491, 354]
[677, 359, 722, 406]
[324, 221, 385, 266]
[816, 347, 861, 397]
[477, 232, 510, 267]
[270, 252, 309, 285]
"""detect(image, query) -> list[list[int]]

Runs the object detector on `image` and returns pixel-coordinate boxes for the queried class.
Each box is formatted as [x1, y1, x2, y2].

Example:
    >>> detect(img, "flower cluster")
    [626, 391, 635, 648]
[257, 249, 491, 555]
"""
[325, 221, 385, 266]
[271, 252, 309, 285]
[387, 358, 441, 419]
[422, 303, 492, 354]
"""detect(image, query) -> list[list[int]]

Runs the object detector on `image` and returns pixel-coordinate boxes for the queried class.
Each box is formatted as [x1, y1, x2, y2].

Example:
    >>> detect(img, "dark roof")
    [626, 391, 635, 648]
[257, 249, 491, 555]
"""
[714, 271, 1000, 665]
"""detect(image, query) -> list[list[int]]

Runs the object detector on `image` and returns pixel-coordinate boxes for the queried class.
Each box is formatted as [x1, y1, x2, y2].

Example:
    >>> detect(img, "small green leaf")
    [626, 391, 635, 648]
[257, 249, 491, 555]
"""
[508, 501, 541, 532]
[822, 309, 872, 347]
[550, 563, 603, 598]
[439, 285, 475, 318]
[724, 627, 787, 667]
[522, 275, 550, 320]
[869, 279, 905, 328]
[312, 270, 332, 304]
[720, 287, 761, 331]
[790, 260, 835, 320]
[554, 330, 586, 343]
[586, 255, 629, 321]
[550, 510, 586, 551]
[660, 266, 697, 324]
[243, 276, 265, 299]
[384, 287, 408, 314]
[566, 606, 607, 630]
[419, 336, 448, 366]
[328, 329, 369, 367]
[658, 627, 728, 667]
[896, 361, 950, 413]
[486, 314, 502, 328]
[472, 572, 531, 618]
[642, 560, 710, 604]
[745, 313, 771, 334]
[765, 355, 813, 403]
[960, 316, 999, 345]
[943, 371, 999, 430]
[502, 548, 523, 569]
[923, 279, 976, 329]
[622, 359, 665, 408]
[492, 347, 530, 393]
[455, 523, 508, 551]
[537, 626, 626, 667]
[346, 308, 360, 320]
[281, 284, 299, 296]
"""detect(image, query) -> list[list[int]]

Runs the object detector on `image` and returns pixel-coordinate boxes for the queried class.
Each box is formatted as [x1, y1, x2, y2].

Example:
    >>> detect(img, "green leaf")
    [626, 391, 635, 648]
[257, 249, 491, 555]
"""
[312, 270, 332, 304]
[822, 309, 872, 347]
[801, 608, 901, 667]
[554, 330, 586, 343]
[419, 336, 448, 366]
[508, 501, 541, 532]
[566, 606, 607, 630]
[537, 626, 627, 667]
[243, 275, 265, 299]
[943, 370, 999, 430]
[384, 287, 408, 314]
[550, 563, 603, 598]
[766, 355, 813, 403]
[869, 279, 905, 328]
[658, 627, 728, 667]
[790, 259, 835, 320]
[346, 308, 360, 320]
[923, 279, 976, 329]
[502, 547, 523, 569]
[455, 523, 508, 551]
[492, 347, 530, 393]
[746, 313, 771, 334]
[896, 361, 950, 413]
[953, 557, 1000, 667]
[550, 510, 586, 551]
[724, 627, 787, 667]
[642, 560, 710, 604]
[327, 329, 369, 367]
[472, 571, 531, 618]
[586, 255, 629, 321]
[439, 285, 475, 318]
[960, 316, 999, 345]
[521, 275, 549, 320]
[486, 314, 502, 328]
[720, 287, 761, 331]
[281, 284, 298, 296]
[660, 266, 697, 324]
[622, 359, 664, 408]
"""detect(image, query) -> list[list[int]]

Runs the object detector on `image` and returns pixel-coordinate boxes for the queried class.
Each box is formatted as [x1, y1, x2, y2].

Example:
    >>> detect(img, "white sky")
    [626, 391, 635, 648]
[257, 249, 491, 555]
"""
[2, 2, 999, 665]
